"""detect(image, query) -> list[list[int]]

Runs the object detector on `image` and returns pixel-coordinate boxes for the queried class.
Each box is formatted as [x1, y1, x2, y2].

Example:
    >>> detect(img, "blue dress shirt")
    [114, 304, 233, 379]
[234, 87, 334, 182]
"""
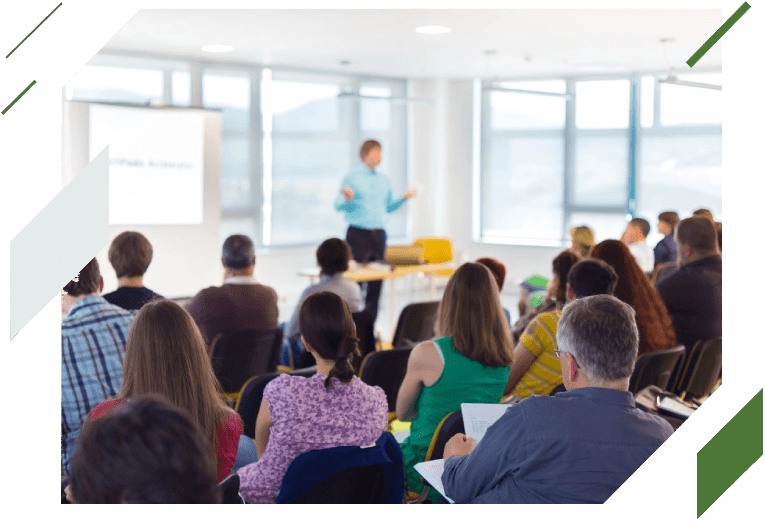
[61, 295, 134, 475]
[334, 166, 407, 230]
[442, 387, 674, 504]
[654, 234, 678, 267]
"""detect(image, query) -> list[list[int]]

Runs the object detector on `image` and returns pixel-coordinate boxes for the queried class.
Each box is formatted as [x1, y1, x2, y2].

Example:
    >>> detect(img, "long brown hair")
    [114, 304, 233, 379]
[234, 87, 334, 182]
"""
[590, 240, 677, 356]
[299, 292, 360, 390]
[117, 300, 230, 455]
[435, 262, 513, 367]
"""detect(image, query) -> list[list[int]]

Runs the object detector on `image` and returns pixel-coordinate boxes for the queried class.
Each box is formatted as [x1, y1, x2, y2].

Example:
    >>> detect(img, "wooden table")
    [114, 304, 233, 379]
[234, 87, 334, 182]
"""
[298, 262, 457, 332]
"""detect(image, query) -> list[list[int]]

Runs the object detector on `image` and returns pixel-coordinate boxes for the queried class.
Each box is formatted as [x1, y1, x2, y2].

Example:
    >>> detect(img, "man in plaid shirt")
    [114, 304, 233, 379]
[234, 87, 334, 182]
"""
[61, 258, 134, 475]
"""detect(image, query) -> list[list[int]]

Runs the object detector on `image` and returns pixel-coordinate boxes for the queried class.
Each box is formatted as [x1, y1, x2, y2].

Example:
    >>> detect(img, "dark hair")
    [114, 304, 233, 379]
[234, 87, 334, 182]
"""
[715, 221, 722, 250]
[317, 238, 351, 275]
[108, 231, 153, 278]
[630, 217, 650, 238]
[221, 234, 255, 269]
[475, 257, 506, 291]
[658, 211, 680, 232]
[567, 259, 619, 298]
[557, 295, 639, 384]
[551, 250, 580, 302]
[359, 139, 381, 160]
[63, 258, 100, 296]
[692, 208, 714, 220]
[298, 292, 360, 389]
[676, 217, 719, 255]
[69, 396, 220, 503]
[590, 240, 677, 356]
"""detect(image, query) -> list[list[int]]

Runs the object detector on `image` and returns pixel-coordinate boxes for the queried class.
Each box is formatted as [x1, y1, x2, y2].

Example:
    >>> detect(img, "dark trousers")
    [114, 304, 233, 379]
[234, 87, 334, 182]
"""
[346, 226, 386, 321]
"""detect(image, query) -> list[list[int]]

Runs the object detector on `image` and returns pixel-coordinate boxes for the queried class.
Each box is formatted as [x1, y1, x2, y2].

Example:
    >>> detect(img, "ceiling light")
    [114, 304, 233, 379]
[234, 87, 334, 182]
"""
[415, 26, 452, 35]
[201, 44, 233, 53]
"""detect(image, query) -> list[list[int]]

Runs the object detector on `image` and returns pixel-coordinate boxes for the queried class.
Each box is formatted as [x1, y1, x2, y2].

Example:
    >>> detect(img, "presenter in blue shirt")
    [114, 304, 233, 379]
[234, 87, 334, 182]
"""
[334, 139, 415, 321]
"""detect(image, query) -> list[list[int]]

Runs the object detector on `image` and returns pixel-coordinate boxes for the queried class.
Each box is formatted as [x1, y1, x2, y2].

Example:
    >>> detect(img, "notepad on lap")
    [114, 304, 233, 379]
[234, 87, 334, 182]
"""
[413, 459, 454, 503]
[461, 403, 514, 444]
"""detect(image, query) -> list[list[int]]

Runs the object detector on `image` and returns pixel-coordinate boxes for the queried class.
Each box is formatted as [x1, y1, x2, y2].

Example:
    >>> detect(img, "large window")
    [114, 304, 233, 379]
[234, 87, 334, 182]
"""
[65, 54, 409, 248]
[480, 72, 721, 246]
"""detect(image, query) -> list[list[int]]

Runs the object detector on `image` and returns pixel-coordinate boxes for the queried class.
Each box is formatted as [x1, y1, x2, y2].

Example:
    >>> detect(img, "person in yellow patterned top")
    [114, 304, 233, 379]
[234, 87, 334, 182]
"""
[504, 259, 618, 399]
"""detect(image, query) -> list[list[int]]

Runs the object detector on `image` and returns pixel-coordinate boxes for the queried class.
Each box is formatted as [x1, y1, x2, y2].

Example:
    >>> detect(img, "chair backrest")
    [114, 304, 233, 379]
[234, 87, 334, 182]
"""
[275, 432, 405, 504]
[235, 366, 317, 438]
[210, 328, 283, 393]
[629, 345, 686, 394]
[352, 309, 376, 372]
[359, 347, 413, 413]
[391, 301, 440, 349]
[549, 383, 567, 396]
[425, 410, 465, 462]
[218, 473, 244, 504]
[413, 237, 454, 264]
[675, 338, 722, 399]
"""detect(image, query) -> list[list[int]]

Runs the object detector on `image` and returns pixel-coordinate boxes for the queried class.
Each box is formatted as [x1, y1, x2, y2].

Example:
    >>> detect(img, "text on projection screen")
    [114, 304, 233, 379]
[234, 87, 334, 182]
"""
[89, 104, 205, 225]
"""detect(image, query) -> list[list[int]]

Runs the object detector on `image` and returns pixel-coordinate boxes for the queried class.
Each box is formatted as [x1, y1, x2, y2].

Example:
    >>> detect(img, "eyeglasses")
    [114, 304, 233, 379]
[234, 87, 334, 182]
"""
[553, 349, 580, 367]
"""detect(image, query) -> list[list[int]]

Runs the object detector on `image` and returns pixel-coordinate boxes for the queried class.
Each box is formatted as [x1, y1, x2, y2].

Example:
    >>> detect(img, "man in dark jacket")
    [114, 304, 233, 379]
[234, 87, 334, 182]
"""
[655, 217, 722, 349]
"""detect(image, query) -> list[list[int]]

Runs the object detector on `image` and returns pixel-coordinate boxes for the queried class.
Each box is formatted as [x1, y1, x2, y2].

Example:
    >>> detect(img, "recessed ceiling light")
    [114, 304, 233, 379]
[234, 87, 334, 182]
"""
[415, 26, 452, 35]
[202, 44, 233, 53]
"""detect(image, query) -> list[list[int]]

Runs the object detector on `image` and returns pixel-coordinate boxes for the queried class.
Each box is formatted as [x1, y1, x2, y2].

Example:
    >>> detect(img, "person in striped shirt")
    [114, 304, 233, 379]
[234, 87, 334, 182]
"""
[504, 258, 618, 400]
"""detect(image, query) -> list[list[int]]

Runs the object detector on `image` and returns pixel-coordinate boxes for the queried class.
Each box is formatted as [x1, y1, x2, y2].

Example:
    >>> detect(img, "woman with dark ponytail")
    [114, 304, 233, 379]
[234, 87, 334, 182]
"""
[237, 292, 388, 503]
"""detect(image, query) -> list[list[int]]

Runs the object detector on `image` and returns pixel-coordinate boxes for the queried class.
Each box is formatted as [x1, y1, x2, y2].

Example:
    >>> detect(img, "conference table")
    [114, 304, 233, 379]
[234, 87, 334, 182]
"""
[298, 262, 457, 332]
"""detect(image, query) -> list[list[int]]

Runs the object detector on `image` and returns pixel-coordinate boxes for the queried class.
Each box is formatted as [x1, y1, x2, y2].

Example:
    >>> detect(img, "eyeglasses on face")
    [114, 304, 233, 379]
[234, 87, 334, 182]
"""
[553, 348, 580, 367]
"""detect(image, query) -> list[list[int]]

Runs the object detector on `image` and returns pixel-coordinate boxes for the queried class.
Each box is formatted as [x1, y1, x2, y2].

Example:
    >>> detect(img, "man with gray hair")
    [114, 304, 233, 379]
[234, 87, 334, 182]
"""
[441, 295, 673, 503]
[186, 234, 278, 346]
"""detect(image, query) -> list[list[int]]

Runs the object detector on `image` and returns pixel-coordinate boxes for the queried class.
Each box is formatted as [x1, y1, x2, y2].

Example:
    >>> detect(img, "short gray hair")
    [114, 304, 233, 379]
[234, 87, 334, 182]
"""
[556, 295, 639, 384]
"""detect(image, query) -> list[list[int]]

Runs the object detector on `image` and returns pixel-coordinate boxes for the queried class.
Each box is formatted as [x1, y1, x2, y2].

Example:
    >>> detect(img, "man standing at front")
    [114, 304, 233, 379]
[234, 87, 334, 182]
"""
[335, 140, 415, 321]
[441, 295, 673, 503]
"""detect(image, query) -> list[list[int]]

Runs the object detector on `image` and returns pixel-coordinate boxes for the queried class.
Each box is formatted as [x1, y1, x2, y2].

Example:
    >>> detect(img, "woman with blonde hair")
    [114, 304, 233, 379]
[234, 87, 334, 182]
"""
[396, 262, 514, 499]
[88, 300, 242, 482]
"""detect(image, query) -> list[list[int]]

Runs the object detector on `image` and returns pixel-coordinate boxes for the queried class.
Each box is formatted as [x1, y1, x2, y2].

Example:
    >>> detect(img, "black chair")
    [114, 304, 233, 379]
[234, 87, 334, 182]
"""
[549, 383, 567, 396]
[413, 410, 465, 503]
[218, 473, 244, 504]
[391, 301, 440, 349]
[210, 328, 283, 395]
[674, 338, 722, 400]
[235, 366, 317, 438]
[359, 346, 413, 413]
[629, 345, 686, 395]
[352, 309, 377, 372]
[275, 432, 405, 504]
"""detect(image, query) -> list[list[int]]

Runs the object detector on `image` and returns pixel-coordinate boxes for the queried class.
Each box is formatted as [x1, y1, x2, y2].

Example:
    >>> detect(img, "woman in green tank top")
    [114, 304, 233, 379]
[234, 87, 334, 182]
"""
[396, 262, 514, 500]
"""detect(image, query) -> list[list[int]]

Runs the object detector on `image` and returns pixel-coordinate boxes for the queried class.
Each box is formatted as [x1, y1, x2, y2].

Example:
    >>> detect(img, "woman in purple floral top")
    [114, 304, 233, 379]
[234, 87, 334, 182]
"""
[238, 292, 388, 503]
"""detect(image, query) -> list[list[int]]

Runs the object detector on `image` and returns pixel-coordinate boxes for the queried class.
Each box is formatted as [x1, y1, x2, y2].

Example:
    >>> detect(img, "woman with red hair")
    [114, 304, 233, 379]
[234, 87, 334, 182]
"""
[590, 240, 677, 356]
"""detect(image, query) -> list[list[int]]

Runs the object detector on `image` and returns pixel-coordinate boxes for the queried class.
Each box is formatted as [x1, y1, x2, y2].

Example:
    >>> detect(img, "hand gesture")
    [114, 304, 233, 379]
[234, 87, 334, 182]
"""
[443, 433, 475, 460]
[342, 187, 354, 201]
[403, 187, 417, 199]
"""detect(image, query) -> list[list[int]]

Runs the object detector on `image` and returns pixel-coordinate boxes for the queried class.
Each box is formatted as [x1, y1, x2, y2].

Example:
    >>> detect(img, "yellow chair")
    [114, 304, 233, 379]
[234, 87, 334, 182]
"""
[413, 237, 454, 278]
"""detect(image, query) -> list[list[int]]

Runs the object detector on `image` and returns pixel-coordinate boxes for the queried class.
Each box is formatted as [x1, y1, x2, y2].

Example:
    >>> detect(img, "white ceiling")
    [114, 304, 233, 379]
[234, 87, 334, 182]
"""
[101, 9, 723, 79]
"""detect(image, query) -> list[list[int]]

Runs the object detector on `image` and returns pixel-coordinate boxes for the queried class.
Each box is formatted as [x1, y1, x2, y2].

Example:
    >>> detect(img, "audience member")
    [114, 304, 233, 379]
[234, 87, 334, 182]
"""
[504, 258, 618, 399]
[88, 300, 242, 481]
[692, 208, 715, 220]
[591, 240, 677, 356]
[512, 251, 579, 343]
[238, 292, 387, 503]
[61, 258, 133, 476]
[396, 262, 513, 499]
[569, 225, 595, 258]
[283, 238, 363, 364]
[654, 211, 680, 268]
[621, 217, 654, 272]
[656, 217, 722, 349]
[442, 295, 674, 503]
[67, 396, 220, 504]
[475, 257, 512, 326]
[186, 234, 278, 346]
[102, 231, 163, 310]
[515, 275, 548, 327]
